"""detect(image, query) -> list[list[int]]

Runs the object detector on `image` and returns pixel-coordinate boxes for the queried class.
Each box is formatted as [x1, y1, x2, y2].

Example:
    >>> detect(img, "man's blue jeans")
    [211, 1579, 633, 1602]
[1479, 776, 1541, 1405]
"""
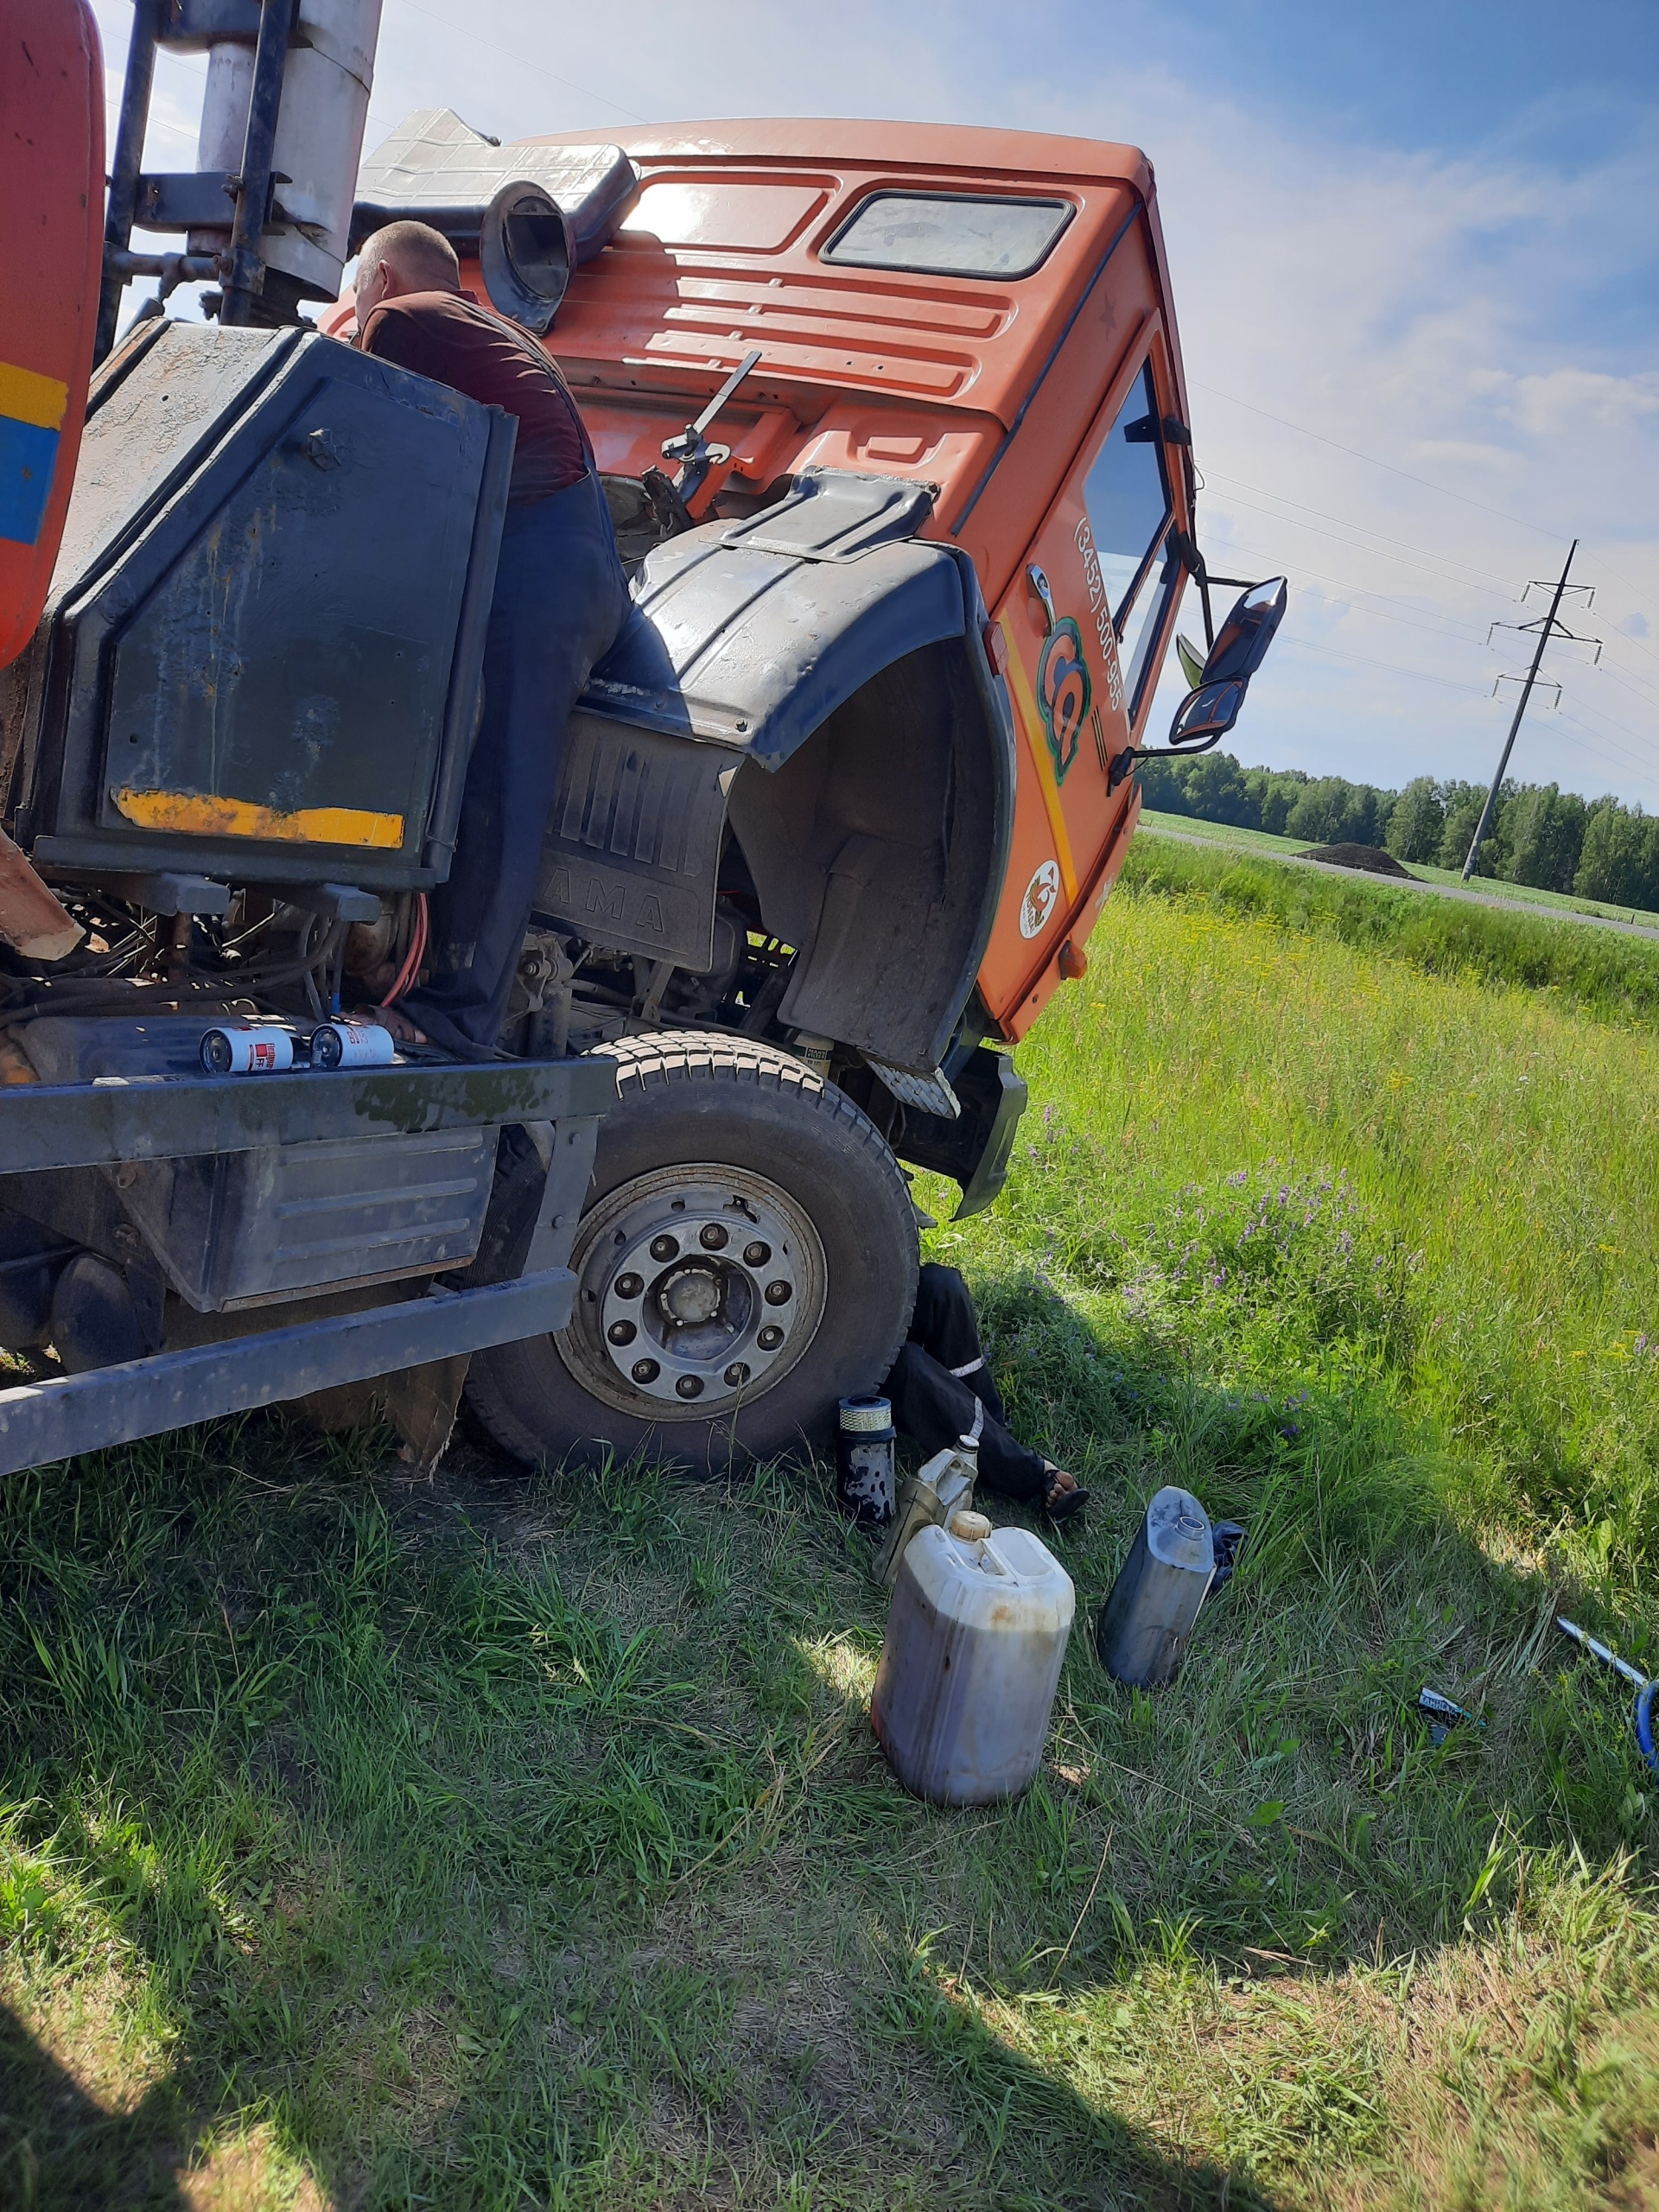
[402, 469, 629, 1056]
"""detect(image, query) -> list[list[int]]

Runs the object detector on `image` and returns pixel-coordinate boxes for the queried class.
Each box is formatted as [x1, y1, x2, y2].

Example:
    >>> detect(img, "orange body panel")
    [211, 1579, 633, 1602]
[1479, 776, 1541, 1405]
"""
[507, 119, 1191, 1044]
[0, 0, 104, 671]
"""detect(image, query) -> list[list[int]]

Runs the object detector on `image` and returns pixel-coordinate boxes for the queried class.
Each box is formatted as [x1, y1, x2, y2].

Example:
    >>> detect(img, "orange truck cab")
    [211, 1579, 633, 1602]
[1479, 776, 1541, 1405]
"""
[346, 114, 1271, 1068]
[0, 48, 1284, 1478]
[540, 120, 1202, 1048]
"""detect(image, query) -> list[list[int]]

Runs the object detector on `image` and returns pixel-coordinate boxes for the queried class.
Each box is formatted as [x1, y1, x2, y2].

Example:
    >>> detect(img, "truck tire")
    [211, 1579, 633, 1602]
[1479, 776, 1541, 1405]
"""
[467, 1033, 919, 1471]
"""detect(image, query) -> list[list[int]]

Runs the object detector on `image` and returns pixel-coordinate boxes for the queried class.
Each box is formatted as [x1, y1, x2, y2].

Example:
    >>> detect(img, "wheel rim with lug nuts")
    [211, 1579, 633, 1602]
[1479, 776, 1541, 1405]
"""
[556, 1165, 828, 1420]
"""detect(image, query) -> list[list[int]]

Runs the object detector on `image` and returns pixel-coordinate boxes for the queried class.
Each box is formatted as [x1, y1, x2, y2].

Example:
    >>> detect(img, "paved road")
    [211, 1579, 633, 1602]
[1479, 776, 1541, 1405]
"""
[1141, 824, 1659, 946]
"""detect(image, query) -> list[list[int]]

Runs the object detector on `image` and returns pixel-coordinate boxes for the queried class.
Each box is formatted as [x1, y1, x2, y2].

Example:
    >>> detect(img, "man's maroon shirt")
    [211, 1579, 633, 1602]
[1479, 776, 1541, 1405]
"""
[359, 290, 593, 503]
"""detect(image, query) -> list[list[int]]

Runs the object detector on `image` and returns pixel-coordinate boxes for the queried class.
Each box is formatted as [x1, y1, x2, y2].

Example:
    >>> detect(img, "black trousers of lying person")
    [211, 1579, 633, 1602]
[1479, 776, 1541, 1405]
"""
[882, 1264, 1051, 1504]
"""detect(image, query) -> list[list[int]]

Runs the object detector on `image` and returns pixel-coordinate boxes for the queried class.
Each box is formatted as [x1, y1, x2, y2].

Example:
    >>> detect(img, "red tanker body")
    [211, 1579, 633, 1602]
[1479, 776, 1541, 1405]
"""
[0, 0, 103, 671]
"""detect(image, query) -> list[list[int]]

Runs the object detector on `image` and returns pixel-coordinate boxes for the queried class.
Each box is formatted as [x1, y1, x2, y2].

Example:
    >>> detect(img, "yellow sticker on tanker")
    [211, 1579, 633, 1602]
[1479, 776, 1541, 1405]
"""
[112, 788, 405, 849]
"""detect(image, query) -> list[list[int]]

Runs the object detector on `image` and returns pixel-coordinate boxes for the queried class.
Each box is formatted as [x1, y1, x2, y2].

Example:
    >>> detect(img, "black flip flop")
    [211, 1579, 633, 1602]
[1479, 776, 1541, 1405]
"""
[1042, 1465, 1090, 1524]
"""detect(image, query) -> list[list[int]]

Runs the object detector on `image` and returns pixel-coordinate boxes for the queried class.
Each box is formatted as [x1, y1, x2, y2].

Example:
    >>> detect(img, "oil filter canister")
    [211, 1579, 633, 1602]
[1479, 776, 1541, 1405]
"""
[836, 1394, 897, 1527]
[200, 1024, 296, 1076]
[1096, 1484, 1217, 1688]
[310, 1020, 396, 1071]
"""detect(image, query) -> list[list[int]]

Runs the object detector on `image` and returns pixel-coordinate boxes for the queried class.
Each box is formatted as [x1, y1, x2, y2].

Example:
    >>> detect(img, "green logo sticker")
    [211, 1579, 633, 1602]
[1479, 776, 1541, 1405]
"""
[1037, 616, 1091, 785]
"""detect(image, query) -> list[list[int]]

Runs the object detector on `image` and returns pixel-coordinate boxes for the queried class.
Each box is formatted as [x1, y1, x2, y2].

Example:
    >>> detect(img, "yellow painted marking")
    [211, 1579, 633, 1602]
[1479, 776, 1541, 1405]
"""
[998, 619, 1079, 903]
[0, 361, 69, 433]
[113, 789, 405, 849]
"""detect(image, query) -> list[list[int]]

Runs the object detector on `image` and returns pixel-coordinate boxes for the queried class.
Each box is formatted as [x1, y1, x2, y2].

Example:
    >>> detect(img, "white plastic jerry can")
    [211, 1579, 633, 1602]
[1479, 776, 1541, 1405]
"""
[871, 1511, 1076, 1806]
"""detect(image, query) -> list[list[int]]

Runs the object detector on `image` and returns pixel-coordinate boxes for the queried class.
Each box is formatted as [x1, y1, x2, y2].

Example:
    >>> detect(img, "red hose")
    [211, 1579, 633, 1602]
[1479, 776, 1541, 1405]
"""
[378, 892, 428, 1010]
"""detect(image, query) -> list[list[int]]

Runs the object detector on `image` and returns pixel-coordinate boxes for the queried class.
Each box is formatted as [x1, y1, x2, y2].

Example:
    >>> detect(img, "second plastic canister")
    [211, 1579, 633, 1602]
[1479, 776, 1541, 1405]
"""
[1095, 1484, 1216, 1689]
[871, 1511, 1075, 1805]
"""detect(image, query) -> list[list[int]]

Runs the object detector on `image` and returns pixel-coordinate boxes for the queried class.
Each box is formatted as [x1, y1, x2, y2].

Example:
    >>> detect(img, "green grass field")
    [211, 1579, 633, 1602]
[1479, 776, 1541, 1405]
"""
[6, 843, 1659, 2209]
[1141, 807, 1659, 931]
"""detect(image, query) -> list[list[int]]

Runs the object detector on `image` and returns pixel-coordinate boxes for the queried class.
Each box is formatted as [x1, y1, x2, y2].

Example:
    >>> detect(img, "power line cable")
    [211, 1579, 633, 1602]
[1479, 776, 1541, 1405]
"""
[1209, 488, 1526, 601]
[1205, 472, 1522, 590]
[1191, 380, 1656, 663]
[1585, 658, 1659, 715]
[1200, 530, 1492, 645]
[1554, 688, 1659, 759]
[1191, 378, 1567, 544]
[1212, 513, 1659, 708]
[1271, 639, 1656, 785]
[1274, 635, 1490, 693]
[1273, 610, 1658, 769]
[1549, 709, 1659, 790]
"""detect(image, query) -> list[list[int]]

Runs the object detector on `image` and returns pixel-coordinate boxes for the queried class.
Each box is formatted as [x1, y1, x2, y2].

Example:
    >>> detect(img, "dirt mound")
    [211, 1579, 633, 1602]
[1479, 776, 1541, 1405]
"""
[1297, 842, 1417, 880]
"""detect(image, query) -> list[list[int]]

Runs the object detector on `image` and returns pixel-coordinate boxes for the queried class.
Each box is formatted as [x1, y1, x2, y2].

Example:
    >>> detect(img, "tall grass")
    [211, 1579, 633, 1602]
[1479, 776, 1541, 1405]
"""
[942, 864, 1659, 1578]
[1126, 830, 1659, 1027]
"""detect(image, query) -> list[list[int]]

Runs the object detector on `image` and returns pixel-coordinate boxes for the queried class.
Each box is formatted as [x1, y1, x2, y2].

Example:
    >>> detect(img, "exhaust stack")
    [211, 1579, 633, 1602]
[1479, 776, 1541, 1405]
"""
[99, 0, 384, 354]
[193, 0, 383, 315]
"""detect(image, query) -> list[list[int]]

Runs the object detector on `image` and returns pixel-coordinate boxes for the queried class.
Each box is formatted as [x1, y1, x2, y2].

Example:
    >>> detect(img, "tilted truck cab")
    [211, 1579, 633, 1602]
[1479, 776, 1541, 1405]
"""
[0, 13, 1283, 1476]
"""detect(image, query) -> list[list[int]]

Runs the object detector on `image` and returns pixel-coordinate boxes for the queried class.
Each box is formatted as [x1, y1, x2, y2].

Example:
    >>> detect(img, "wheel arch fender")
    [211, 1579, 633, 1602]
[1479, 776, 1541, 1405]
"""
[550, 470, 1016, 1071]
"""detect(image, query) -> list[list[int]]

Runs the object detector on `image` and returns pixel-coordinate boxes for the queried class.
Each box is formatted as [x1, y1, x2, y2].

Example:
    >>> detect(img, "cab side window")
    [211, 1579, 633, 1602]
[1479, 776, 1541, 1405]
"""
[1082, 361, 1182, 716]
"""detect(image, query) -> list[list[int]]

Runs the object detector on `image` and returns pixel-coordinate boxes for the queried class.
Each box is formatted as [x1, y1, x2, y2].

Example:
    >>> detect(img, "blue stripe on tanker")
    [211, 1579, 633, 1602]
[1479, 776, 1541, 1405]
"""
[0, 415, 60, 547]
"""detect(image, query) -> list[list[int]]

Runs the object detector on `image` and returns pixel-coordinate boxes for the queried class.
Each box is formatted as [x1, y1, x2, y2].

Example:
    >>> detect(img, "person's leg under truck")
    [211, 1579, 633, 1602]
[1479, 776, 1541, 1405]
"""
[402, 471, 629, 1056]
[885, 1264, 1050, 1504]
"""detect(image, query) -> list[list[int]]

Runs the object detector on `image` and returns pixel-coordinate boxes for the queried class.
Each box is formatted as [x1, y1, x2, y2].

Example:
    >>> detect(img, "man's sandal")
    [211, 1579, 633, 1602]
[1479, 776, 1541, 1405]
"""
[1042, 1462, 1089, 1524]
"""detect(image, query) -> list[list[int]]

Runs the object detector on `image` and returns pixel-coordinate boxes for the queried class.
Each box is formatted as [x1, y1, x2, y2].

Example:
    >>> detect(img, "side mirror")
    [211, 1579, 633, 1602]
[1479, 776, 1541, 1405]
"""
[1166, 576, 1287, 747]
[1106, 575, 1287, 789]
[1200, 576, 1286, 684]
[1169, 677, 1248, 747]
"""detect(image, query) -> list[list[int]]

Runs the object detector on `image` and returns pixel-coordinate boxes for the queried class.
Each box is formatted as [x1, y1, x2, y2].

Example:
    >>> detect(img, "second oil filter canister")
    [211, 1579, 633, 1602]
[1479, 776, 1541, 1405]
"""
[836, 1394, 896, 1527]
[310, 1020, 397, 1071]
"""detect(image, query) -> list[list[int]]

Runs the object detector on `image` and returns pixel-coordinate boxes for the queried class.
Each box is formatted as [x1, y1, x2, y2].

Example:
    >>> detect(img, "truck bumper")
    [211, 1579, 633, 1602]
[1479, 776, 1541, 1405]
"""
[0, 1267, 579, 1478]
[0, 1056, 615, 1473]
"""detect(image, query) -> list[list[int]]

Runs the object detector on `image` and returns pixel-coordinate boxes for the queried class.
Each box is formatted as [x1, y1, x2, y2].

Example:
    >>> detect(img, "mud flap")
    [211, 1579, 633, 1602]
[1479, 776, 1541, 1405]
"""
[385, 1352, 472, 1474]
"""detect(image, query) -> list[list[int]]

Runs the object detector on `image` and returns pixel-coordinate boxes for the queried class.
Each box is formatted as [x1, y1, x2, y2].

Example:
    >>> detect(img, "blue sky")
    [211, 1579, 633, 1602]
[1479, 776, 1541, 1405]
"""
[95, 0, 1659, 805]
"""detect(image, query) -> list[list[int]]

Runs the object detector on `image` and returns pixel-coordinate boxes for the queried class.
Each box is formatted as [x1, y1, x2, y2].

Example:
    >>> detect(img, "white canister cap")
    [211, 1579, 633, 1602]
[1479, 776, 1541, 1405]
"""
[949, 1510, 992, 1542]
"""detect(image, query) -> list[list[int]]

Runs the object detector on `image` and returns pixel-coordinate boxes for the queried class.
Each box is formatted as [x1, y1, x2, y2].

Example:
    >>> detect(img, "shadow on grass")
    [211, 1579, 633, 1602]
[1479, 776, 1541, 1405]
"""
[0, 2002, 191, 2208]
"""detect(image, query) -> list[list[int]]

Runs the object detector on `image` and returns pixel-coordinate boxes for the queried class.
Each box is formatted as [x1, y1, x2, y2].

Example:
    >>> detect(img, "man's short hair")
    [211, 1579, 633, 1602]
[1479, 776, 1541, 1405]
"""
[357, 220, 461, 295]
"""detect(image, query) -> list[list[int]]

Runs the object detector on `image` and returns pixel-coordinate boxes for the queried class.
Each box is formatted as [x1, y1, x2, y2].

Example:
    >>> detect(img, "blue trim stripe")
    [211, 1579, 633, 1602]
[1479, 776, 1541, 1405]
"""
[0, 415, 61, 548]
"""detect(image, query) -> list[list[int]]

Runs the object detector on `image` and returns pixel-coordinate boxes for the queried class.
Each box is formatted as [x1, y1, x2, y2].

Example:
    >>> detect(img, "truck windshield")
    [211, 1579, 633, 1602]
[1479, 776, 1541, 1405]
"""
[821, 192, 1073, 279]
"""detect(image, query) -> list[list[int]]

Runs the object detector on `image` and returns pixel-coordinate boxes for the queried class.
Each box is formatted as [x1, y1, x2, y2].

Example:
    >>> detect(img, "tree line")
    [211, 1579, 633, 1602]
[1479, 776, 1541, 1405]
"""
[1135, 751, 1659, 908]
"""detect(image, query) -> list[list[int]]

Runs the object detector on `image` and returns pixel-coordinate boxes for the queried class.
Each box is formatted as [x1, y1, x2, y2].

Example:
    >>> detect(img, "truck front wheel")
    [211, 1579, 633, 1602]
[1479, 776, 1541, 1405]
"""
[467, 1033, 919, 1471]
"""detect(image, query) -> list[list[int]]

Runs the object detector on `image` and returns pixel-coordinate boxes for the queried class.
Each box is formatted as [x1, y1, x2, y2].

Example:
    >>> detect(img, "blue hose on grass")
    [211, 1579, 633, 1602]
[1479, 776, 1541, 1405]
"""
[1637, 1675, 1659, 1777]
[1557, 1617, 1659, 1778]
